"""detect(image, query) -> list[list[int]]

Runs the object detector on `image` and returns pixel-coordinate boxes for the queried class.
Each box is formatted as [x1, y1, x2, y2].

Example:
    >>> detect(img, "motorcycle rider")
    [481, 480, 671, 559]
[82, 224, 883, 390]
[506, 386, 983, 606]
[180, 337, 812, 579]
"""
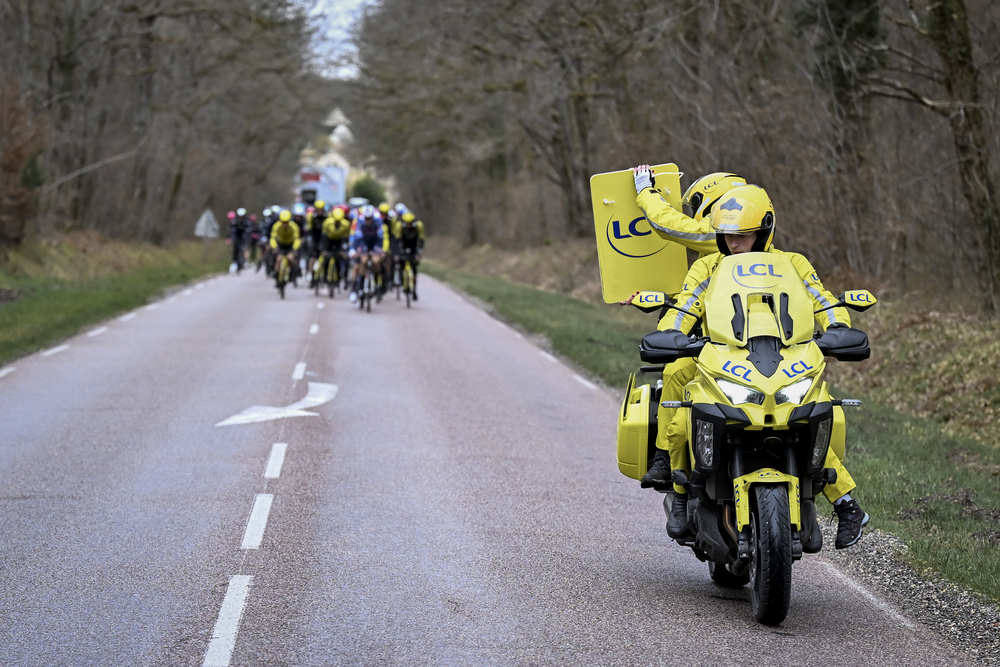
[393, 210, 425, 300]
[631, 167, 748, 490]
[657, 184, 869, 549]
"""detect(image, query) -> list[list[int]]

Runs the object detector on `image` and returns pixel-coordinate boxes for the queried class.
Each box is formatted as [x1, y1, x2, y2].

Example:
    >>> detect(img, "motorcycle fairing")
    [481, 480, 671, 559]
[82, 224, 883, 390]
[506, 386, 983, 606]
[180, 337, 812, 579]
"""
[733, 469, 802, 531]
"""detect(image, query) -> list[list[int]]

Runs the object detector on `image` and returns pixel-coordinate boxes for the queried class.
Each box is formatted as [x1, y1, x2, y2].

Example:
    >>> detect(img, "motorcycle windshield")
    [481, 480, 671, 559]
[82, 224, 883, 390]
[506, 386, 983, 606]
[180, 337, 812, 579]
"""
[701, 253, 815, 347]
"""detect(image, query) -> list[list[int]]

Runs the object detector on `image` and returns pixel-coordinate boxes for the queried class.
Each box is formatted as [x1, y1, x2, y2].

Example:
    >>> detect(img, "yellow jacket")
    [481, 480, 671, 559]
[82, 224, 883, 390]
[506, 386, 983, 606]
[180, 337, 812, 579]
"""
[322, 217, 351, 241]
[637, 188, 718, 256]
[269, 221, 301, 250]
[660, 248, 851, 333]
[393, 220, 425, 243]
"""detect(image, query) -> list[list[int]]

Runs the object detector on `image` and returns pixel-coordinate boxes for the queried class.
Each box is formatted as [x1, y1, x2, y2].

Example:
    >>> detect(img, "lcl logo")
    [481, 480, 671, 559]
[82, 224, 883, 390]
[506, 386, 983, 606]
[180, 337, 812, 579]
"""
[605, 217, 668, 259]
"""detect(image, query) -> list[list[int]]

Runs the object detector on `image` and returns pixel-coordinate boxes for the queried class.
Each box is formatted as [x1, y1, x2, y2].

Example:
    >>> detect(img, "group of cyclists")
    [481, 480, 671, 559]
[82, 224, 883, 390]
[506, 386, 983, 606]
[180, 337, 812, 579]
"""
[226, 198, 426, 305]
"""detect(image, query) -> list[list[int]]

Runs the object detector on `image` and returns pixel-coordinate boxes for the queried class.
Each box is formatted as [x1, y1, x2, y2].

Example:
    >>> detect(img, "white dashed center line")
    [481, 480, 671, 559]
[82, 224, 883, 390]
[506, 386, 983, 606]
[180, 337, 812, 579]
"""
[292, 363, 306, 380]
[573, 375, 598, 390]
[42, 345, 70, 357]
[316, 302, 324, 309]
[202, 575, 253, 667]
[241, 494, 274, 550]
[540, 351, 557, 363]
[309, 324, 319, 335]
[86, 327, 108, 338]
[0, 367, 15, 380]
[119, 313, 137, 322]
[264, 443, 288, 479]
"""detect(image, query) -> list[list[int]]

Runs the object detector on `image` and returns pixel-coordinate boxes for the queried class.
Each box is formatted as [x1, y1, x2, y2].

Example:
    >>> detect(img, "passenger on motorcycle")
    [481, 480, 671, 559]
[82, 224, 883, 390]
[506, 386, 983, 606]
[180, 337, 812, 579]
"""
[631, 168, 749, 491]
[269, 209, 302, 287]
[348, 205, 388, 303]
[393, 211, 425, 300]
[659, 185, 869, 549]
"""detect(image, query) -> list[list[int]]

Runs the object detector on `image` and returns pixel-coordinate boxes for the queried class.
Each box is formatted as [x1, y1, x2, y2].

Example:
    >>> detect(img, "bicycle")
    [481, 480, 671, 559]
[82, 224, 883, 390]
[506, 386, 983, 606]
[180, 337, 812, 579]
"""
[276, 252, 294, 299]
[357, 255, 377, 313]
[399, 248, 417, 308]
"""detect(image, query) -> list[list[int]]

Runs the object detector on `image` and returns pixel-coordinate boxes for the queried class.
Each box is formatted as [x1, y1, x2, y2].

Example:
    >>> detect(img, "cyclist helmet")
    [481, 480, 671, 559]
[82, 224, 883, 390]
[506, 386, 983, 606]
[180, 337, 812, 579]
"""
[272, 204, 281, 213]
[378, 202, 390, 214]
[315, 200, 326, 210]
[332, 208, 345, 220]
[360, 204, 376, 219]
[682, 172, 747, 222]
[250, 214, 257, 222]
[292, 202, 306, 216]
[236, 207, 247, 217]
[710, 185, 775, 255]
[227, 211, 236, 221]
[402, 212, 415, 223]
[279, 209, 292, 222]
[394, 203, 408, 214]
[263, 207, 272, 217]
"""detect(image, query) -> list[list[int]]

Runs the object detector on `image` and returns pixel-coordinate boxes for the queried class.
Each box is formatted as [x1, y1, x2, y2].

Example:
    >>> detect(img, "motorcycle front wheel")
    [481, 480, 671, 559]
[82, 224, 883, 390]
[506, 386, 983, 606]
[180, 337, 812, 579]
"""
[749, 484, 793, 626]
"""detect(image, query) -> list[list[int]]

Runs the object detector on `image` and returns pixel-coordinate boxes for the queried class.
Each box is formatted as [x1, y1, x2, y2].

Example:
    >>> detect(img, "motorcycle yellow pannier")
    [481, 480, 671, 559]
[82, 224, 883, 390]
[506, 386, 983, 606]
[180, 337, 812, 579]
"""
[617, 372, 656, 480]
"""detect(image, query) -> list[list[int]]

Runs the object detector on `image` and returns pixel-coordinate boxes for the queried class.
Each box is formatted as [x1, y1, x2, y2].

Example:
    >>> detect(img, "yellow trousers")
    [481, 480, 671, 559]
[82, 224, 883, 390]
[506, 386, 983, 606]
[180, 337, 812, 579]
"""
[656, 360, 855, 500]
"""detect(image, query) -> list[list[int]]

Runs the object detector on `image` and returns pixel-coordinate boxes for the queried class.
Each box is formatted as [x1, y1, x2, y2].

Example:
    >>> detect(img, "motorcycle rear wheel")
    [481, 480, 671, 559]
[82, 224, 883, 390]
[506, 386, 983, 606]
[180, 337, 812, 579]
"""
[709, 561, 750, 589]
[749, 484, 793, 626]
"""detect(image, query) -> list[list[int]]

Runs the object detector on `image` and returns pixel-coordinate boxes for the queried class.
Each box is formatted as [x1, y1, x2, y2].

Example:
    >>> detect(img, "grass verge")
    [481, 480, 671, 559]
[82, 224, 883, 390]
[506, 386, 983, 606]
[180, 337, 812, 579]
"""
[0, 234, 228, 364]
[425, 261, 1000, 602]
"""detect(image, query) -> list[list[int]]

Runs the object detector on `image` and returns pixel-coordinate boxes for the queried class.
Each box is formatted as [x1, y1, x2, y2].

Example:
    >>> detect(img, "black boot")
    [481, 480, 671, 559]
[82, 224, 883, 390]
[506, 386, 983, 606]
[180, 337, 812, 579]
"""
[801, 498, 822, 553]
[640, 450, 671, 490]
[666, 491, 691, 539]
[833, 497, 870, 549]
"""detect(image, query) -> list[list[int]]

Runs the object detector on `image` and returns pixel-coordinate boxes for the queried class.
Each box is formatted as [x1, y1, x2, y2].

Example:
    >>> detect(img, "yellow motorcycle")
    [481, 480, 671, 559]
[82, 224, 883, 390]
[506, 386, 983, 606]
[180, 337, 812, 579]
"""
[617, 252, 876, 625]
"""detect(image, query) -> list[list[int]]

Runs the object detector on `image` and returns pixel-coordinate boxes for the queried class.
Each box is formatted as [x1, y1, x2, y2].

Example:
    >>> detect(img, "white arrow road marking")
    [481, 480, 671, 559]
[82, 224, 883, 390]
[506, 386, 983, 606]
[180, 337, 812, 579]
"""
[203, 575, 253, 667]
[215, 383, 338, 426]
[292, 362, 306, 380]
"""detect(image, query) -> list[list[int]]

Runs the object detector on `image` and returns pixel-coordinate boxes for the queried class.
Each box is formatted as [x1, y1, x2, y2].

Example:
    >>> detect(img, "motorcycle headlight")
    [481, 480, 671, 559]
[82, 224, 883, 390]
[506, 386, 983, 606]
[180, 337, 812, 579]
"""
[775, 377, 813, 405]
[715, 378, 765, 406]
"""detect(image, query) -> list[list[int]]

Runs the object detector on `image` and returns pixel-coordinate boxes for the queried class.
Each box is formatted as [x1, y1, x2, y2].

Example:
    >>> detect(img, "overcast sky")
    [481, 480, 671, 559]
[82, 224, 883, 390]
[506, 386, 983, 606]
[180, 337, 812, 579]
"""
[309, 0, 373, 77]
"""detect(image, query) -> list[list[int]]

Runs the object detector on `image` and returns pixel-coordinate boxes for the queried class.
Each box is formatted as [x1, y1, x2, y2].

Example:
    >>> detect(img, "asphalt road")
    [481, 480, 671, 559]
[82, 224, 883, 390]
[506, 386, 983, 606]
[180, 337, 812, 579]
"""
[0, 272, 975, 666]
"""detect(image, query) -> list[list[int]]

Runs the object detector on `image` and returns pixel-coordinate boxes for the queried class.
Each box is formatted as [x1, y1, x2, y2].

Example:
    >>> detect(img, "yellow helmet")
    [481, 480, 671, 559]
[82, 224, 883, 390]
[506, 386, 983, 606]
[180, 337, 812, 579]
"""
[710, 185, 775, 254]
[332, 208, 344, 220]
[402, 212, 415, 223]
[279, 209, 292, 222]
[315, 200, 326, 210]
[378, 202, 390, 213]
[682, 172, 747, 222]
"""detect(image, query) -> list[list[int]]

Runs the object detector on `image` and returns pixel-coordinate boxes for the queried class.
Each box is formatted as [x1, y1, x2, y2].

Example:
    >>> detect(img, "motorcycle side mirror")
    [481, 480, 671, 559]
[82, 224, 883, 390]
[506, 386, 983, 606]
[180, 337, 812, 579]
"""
[814, 290, 877, 314]
[629, 291, 669, 313]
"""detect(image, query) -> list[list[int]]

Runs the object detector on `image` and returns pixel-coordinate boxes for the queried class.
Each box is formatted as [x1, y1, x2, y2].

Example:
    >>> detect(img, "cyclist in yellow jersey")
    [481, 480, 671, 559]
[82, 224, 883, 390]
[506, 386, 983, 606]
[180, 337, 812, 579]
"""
[269, 210, 301, 288]
[320, 207, 351, 286]
[306, 200, 329, 287]
[393, 211, 425, 300]
[660, 185, 869, 550]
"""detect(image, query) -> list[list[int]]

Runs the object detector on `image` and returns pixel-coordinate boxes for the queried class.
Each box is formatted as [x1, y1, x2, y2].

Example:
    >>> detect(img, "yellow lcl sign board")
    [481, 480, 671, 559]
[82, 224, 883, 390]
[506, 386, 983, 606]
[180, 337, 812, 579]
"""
[590, 163, 689, 304]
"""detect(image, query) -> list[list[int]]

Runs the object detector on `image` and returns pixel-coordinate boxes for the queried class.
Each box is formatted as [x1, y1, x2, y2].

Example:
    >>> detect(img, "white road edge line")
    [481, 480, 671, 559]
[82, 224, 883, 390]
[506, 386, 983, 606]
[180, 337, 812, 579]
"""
[42, 345, 70, 357]
[0, 367, 15, 380]
[196, 283, 205, 290]
[264, 443, 288, 479]
[241, 494, 274, 550]
[144, 303, 159, 311]
[816, 560, 918, 630]
[119, 313, 137, 322]
[202, 574, 253, 667]
[86, 327, 108, 338]
[183, 289, 193, 296]
[573, 375, 598, 390]
[292, 363, 306, 380]
[540, 351, 557, 363]
[309, 324, 319, 335]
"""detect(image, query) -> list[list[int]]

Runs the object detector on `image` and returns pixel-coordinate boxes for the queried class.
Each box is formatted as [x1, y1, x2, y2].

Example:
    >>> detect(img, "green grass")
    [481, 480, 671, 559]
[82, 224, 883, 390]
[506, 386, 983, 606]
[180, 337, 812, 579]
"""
[0, 237, 228, 364]
[426, 261, 1000, 601]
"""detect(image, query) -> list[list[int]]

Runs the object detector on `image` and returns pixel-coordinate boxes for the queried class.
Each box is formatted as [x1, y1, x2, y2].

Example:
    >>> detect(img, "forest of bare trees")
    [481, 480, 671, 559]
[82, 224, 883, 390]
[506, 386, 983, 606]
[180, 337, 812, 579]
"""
[344, 0, 1000, 312]
[0, 0, 333, 247]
